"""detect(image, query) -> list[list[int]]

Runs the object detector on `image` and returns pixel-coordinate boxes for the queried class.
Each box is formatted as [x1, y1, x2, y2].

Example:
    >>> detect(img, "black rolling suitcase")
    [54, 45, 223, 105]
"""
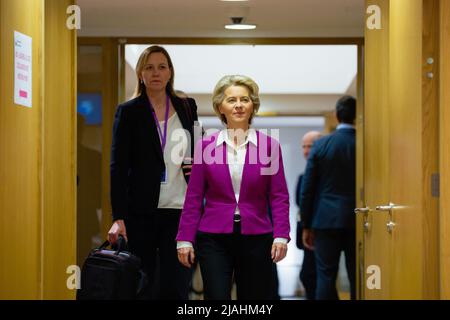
[77, 236, 147, 300]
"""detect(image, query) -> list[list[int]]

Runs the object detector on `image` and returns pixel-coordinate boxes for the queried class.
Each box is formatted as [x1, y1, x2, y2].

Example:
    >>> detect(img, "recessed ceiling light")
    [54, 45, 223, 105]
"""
[224, 17, 256, 30]
[225, 24, 256, 30]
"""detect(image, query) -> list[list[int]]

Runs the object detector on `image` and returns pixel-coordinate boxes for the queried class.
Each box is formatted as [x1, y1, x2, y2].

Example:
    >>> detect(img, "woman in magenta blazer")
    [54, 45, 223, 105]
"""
[176, 75, 290, 300]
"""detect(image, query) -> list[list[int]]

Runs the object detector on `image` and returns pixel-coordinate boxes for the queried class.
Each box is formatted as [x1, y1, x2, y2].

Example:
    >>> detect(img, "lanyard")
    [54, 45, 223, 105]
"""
[150, 95, 170, 152]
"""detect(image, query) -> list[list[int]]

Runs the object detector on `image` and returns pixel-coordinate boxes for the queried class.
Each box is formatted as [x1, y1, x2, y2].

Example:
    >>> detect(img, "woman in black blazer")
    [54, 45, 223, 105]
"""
[107, 45, 199, 300]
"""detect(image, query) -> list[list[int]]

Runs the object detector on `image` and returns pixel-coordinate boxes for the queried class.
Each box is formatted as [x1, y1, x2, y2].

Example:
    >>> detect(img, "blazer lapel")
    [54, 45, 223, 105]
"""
[139, 93, 164, 164]
[216, 141, 235, 198]
[172, 96, 192, 133]
[172, 95, 197, 168]
[238, 142, 253, 202]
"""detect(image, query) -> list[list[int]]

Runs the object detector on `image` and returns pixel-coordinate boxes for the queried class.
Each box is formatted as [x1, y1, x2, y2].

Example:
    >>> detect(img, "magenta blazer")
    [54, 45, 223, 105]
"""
[176, 130, 290, 244]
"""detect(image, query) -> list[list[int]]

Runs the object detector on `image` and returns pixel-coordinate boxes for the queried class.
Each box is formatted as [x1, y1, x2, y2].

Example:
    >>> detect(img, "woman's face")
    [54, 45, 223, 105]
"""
[218, 85, 254, 127]
[140, 52, 171, 93]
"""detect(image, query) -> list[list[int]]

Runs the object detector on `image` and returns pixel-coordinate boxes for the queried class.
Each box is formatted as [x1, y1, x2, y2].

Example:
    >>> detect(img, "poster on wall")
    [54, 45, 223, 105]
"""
[14, 31, 32, 108]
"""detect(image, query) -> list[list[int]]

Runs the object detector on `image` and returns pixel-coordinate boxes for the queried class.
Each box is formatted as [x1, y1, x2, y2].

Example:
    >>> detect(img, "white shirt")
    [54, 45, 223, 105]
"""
[177, 128, 287, 249]
[217, 128, 258, 214]
[157, 113, 188, 209]
[336, 123, 355, 130]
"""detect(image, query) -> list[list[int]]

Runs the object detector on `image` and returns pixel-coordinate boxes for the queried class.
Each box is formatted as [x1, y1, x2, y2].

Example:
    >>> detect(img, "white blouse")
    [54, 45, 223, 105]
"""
[216, 128, 257, 215]
[157, 112, 188, 209]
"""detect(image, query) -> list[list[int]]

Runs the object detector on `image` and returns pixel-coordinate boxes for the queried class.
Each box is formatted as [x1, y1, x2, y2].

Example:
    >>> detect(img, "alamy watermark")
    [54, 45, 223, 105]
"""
[66, 265, 81, 290]
[66, 5, 81, 30]
[67, 263, 382, 291]
[167, 124, 281, 176]
[366, 5, 382, 30]
[66, 4, 381, 31]
[366, 265, 381, 290]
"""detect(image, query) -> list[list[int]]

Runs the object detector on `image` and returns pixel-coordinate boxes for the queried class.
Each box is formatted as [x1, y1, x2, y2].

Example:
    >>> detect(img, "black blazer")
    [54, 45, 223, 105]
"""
[300, 128, 356, 229]
[110, 90, 199, 221]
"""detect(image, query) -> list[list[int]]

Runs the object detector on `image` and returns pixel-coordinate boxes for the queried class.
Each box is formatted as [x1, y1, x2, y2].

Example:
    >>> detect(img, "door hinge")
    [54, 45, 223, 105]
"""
[431, 173, 440, 198]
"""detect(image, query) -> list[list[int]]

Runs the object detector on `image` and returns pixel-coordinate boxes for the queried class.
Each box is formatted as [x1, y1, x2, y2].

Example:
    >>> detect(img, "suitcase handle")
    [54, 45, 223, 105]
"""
[99, 240, 110, 250]
[113, 235, 128, 254]
[98, 235, 128, 254]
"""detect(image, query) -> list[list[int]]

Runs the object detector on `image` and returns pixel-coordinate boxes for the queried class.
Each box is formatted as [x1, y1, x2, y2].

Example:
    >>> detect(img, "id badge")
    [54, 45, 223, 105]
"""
[161, 164, 168, 184]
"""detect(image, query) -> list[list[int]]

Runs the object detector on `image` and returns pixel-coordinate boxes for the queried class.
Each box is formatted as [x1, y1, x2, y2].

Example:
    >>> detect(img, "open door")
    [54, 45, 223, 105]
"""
[357, 0, 439, 299]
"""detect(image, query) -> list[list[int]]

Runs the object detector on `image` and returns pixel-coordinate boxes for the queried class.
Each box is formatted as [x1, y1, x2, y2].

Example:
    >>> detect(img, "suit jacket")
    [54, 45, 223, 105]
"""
[176, 130, 290, 244]
[295, 174, 303, 208]
[110, 90, 198, 221]
[300, 128, 356, 229]
[295, 174, 305, 249]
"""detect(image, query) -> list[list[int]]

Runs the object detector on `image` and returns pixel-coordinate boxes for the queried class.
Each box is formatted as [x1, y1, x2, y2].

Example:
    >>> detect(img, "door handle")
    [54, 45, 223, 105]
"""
[375, 203, 396, 233]
[386, 221, 396, 233]
[363, 221, 370, 232]
[375, 203, 395, 211]
[354, 207, 370, 214]
[355, 207, 371, 233]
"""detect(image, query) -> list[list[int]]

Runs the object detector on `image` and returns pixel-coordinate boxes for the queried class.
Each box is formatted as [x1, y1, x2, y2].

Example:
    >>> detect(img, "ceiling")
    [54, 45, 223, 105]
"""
[77, 0, 363, 115]
[77, 0, 365, 38]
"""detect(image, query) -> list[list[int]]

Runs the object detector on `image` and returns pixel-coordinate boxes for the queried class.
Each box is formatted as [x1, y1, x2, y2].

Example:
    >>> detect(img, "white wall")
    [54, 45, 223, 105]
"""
[124, 44, 358, 116]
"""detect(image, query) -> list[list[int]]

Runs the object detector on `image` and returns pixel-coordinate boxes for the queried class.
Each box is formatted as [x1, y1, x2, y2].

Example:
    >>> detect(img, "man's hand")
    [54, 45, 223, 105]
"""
[302, 228, 315, 250]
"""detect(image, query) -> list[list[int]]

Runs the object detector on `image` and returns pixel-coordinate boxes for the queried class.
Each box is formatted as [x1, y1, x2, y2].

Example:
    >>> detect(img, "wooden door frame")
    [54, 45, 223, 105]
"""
[422, 0, 440, 299]
[356, 42, 365, 300]
[77, 38, 365, 294]
[439, 0, 450, 300]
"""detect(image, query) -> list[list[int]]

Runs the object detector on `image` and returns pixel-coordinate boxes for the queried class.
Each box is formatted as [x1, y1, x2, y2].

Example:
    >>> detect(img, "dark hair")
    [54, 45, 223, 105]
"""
[336, 95, 356, 124]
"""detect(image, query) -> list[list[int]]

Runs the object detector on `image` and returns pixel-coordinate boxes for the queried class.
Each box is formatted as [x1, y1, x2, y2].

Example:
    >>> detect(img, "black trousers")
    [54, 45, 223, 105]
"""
[124, 209, 191, 300]
[299, 247, 317, 300]
[196, 222, 274, 300]
[313, 228, 356, 300]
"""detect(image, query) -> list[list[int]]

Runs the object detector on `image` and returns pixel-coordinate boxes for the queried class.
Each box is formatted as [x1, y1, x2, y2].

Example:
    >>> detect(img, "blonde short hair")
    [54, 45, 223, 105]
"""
[212, 75, 260, 125]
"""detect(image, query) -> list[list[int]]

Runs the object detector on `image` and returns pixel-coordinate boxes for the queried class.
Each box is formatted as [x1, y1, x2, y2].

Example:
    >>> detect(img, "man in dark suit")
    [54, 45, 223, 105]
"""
[295, 130, 322, 300]
[300, 96, 356, 300]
